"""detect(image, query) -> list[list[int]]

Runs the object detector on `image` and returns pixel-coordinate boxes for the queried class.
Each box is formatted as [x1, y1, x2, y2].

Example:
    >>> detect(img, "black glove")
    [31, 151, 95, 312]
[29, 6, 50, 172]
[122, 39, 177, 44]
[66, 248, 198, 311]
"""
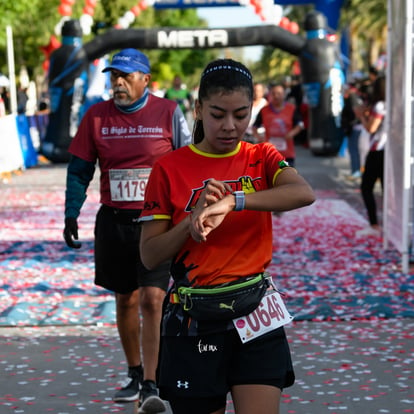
[63, 217, 82, 249]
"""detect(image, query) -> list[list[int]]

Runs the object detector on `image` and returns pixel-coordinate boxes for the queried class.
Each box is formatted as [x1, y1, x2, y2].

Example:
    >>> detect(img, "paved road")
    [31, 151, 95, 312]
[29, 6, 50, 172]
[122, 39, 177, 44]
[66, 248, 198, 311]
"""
[1, 147, 412, 414]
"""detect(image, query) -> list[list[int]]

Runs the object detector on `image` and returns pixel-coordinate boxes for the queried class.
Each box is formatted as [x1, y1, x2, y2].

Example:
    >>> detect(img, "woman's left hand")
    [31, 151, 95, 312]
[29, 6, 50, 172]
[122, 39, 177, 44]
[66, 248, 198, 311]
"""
[190, 179, 233, 242]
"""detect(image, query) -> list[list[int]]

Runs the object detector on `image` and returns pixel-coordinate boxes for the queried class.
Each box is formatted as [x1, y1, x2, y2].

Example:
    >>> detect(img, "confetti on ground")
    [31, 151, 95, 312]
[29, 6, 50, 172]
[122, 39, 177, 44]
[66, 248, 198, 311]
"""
[270, 197, 414, 321]
[0, 186, 413, 326]
[0, 160, 413, 414]
[283, 318, 414, 414]
[0, 320, 413, 413]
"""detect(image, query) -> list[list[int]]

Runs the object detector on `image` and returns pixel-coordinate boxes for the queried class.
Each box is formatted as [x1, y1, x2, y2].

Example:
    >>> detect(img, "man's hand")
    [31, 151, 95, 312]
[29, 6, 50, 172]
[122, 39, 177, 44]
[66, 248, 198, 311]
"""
[63, 217, 82, 249]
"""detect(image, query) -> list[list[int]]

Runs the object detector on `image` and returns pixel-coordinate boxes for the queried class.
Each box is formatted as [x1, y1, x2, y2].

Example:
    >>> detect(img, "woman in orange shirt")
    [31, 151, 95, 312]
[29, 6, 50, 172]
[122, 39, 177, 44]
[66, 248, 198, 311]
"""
[139, 59, 315, 414]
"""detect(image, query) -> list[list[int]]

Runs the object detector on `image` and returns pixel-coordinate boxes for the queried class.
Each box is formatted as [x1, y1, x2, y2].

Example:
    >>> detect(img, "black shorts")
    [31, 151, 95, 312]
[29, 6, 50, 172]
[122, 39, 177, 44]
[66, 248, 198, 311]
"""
[94, 205, 170, 294]
[158, 327, 295, 413]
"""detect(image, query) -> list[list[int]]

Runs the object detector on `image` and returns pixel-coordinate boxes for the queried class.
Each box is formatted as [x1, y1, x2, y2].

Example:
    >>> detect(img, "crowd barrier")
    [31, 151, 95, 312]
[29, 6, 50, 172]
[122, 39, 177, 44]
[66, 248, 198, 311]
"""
[0, 113, 49, 174]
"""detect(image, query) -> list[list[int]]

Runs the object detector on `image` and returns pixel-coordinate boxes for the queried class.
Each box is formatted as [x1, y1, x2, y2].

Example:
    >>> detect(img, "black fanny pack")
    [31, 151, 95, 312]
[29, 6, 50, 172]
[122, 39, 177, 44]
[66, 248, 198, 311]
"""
[175, 273, 271, 321]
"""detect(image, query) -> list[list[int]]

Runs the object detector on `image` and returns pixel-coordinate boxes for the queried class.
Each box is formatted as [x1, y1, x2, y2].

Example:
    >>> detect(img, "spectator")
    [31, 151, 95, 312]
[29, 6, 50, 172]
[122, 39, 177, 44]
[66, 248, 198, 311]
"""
[355, 75, 387, 235]
[368, 65, 379, 84]
[0, 94, 5, 116]
[17, 84, 28, 114]
[164, 74, 193, 121]
[150, 80, 164, 97]
[286, 76, 309, 148]
[341, 78, 365, 179]
[244, 82, 268, 143]
[0, 87, 10, 114]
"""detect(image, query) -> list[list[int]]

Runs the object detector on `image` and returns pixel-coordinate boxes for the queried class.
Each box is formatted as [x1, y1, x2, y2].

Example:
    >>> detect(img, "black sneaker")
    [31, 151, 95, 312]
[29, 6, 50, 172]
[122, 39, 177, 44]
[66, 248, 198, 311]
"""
[138, 380, 167, 413]
[113, 366, 143, 403]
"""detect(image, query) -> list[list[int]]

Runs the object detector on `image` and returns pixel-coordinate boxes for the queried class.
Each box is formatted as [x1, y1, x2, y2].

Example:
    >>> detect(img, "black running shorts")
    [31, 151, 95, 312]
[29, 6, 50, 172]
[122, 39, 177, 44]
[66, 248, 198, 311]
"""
[94, 205, 170, 294]
[158, 327, 295, 413]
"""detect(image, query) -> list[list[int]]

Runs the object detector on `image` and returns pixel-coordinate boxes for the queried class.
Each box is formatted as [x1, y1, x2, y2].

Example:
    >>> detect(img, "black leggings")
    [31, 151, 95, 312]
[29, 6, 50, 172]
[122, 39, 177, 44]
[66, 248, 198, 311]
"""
[360, 150, 384, 226]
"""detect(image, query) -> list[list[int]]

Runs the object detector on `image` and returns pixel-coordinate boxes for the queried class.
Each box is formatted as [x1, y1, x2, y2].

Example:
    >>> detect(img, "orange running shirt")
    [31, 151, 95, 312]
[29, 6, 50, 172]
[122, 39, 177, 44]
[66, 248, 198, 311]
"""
[140, 141, 285, 286]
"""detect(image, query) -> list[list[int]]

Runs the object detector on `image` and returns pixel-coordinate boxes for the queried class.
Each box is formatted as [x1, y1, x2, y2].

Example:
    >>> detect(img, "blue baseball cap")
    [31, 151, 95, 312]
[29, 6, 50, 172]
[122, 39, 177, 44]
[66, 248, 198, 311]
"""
[102, 48, 150, 74]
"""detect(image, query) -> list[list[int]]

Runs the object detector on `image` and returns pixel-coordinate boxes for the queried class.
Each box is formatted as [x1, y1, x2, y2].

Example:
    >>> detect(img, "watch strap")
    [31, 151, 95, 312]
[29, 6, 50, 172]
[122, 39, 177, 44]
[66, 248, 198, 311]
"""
[233, 191, 245, 211]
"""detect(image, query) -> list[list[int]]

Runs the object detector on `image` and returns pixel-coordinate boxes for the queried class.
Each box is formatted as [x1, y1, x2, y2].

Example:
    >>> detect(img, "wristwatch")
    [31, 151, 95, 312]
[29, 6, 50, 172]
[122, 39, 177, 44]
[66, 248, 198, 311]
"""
[233, 191, 245, 211]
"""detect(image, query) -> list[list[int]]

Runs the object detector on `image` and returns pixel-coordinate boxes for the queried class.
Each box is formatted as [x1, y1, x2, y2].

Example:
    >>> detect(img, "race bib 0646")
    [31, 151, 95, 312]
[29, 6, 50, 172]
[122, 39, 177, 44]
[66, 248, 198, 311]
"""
[233, 290, 293, 343]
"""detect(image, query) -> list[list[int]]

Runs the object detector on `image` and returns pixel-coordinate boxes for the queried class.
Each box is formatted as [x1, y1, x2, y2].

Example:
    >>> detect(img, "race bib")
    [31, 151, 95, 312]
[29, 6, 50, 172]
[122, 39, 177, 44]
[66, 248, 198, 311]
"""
[109, 168, 151, 202]
[269, 137, 287, 151]
[233, 289, 293, 343]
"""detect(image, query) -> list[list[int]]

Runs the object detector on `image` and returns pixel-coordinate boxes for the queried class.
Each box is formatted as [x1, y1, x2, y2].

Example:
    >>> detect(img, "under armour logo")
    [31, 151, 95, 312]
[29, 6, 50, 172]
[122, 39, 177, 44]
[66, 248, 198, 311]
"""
[219, 300, 235, 312]
[177, 380, 189, 389]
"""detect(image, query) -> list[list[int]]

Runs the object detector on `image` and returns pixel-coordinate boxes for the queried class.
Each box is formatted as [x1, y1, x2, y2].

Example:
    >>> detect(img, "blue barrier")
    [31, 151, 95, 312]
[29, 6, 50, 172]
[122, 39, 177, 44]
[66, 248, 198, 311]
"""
[0, 113, 50, 173]
[16, 115, 38, 169]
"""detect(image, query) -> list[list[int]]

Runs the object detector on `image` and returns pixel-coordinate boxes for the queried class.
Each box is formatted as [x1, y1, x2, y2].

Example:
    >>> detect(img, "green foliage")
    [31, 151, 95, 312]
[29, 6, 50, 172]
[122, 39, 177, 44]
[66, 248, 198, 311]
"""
[0, 0, 61, 76]
[339, 0, 387, 72]
[252, 2, 388, 82]
[251, 5, 310, 83]
[340, 0, 387, 32]
[0, 1, 387, 89]
[0, 0, 217, 88]
[98, 0, 138, 28]
[252, 46, 296, 85]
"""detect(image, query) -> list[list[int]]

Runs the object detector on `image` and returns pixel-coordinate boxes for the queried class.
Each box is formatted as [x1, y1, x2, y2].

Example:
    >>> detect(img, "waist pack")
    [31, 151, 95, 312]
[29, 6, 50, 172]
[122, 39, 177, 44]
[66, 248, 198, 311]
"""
[176, 273, 271, 321]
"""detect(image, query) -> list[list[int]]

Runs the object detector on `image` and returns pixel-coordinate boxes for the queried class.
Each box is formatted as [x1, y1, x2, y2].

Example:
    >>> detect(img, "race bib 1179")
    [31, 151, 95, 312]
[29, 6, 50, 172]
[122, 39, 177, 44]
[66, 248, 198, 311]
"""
[109, 168, 151, 202]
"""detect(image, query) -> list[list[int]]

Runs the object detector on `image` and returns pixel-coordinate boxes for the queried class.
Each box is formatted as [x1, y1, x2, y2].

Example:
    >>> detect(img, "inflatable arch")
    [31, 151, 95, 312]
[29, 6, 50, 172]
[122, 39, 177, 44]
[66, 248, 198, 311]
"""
[41, 10, 344, 162]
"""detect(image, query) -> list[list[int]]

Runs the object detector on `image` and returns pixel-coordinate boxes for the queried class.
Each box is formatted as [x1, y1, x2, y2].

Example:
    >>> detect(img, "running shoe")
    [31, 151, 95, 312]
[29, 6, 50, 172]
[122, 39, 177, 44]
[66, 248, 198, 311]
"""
[113, 365, 143, 403]
[138, 380, 167, 413]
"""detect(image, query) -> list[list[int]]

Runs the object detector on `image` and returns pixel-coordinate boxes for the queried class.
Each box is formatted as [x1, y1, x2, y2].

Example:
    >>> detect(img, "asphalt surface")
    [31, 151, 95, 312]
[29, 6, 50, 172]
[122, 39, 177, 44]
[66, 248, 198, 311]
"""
[1, 146, 413, 414]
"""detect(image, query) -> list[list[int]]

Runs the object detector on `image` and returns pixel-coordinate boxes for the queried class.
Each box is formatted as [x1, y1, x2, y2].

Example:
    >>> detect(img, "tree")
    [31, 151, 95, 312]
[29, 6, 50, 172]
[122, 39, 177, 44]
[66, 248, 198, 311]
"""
[0, 0, 217, 89]
[251, 5, 312, 83]
[339, 0, 387, 73]
[0, 0, 63, 77]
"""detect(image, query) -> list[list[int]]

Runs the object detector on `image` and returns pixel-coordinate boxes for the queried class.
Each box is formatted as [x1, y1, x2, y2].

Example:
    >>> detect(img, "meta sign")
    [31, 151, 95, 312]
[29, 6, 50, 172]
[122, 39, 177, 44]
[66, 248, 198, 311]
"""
[158, 29, 228, 48]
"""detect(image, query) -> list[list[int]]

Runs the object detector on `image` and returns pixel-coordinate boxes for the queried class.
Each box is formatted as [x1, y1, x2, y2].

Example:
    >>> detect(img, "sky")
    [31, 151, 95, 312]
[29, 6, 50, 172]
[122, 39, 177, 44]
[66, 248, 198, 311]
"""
[196, 5, 265, 61]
